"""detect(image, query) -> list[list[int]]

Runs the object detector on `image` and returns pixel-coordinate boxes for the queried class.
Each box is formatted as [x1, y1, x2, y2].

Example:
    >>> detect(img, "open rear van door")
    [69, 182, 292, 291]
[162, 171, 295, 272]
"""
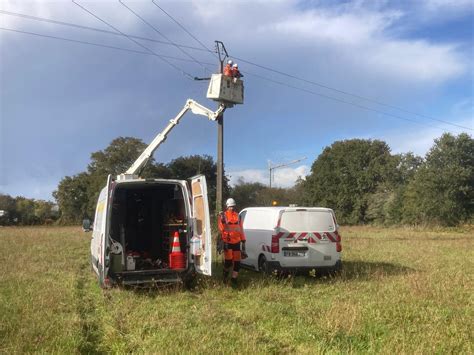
[98, 174, 113, 287]
[190, 175, 212, 276]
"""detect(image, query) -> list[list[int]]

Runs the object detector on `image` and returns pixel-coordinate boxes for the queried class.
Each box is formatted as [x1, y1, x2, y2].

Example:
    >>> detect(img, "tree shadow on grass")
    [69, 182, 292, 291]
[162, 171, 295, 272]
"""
[234, 260, 415, 290]
[115, 260, 415, 294]
[338, 260, 414, 280]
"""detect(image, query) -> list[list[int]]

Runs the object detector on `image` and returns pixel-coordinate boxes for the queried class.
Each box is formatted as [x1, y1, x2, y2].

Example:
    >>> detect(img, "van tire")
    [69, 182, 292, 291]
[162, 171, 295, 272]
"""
[258, 255, 268, 274]
[183, 272, 197, 290]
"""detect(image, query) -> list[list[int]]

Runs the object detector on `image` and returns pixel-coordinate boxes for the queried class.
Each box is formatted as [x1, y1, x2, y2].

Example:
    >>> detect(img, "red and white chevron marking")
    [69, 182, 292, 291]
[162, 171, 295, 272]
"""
[262, 231, 341, 252]
[281, 231, 341, 243]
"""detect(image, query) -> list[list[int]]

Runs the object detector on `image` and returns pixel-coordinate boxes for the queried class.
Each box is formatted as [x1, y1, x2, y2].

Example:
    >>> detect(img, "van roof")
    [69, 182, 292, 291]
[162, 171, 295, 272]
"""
[241, 206, 333, 213]
[115, 178, 186, 185]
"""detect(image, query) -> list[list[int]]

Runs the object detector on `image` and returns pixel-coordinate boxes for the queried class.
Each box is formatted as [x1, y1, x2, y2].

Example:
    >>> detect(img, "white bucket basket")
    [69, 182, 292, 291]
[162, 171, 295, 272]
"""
[206, 74, 244, 105]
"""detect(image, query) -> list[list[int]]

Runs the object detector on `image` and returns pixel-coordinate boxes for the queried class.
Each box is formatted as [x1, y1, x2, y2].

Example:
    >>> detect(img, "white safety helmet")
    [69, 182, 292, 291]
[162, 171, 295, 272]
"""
[226, 198, 236, 208]
[227, 59, 233, 65]
[232, 63, 238, 68]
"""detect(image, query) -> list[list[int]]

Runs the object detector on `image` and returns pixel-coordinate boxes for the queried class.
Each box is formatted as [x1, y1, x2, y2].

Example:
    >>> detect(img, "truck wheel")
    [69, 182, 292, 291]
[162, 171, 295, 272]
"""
[258, 255, 268, 274]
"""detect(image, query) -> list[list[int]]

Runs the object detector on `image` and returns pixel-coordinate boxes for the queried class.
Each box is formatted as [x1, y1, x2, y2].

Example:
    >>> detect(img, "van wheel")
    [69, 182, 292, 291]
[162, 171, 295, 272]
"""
[183, 272, 197, 290]
[258, 255, 268, 273]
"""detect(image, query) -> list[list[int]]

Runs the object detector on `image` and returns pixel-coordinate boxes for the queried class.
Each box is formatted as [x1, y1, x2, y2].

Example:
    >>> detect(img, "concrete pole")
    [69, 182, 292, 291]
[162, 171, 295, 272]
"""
[216, 60, 224, 213]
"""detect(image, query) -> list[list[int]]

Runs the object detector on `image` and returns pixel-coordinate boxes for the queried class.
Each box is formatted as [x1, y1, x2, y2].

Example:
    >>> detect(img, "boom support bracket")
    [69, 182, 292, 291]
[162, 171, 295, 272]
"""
[118, 99, 226, 180]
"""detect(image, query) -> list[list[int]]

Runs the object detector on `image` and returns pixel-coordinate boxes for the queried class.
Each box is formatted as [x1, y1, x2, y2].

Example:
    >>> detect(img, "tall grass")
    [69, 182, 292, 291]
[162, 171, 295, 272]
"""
[0, 225, 472, 353]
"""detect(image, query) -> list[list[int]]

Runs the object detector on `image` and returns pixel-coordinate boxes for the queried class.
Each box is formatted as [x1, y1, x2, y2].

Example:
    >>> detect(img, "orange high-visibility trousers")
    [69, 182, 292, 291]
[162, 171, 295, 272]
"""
[224, 242, 241, 262]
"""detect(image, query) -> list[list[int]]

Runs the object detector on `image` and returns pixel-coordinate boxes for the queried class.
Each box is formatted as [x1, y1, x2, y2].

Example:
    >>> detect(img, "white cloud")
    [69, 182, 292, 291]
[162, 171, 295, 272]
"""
[380, 117, 473, 156]
[262, 8, 402, 45]
[258, 6, 465, 83]
[0, 0, 156, 34]
[197, 1, 466, 85]
[228, 165, 309, 188]
[420, 0, 473, 13]
[1, 0, 468, 85]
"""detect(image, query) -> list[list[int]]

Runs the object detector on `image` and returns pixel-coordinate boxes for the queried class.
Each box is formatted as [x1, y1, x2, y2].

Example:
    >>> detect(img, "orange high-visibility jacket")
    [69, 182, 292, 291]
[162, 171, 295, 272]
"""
[223, 64, 233, 76]
[218, 210, 246, 244]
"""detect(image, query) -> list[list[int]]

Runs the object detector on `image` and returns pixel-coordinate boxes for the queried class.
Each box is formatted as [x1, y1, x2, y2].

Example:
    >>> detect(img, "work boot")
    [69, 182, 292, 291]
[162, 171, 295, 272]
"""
[223, 270, 229, 284]
[230, 277, 238, 289]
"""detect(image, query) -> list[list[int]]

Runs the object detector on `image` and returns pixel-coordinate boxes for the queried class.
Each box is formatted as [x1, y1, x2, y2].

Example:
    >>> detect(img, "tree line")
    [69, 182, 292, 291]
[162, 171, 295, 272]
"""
[229, 132, 473, 226]
[1, 132, 471, 227]
[0, 195, 57, 225]
[300, 133, 473, 226]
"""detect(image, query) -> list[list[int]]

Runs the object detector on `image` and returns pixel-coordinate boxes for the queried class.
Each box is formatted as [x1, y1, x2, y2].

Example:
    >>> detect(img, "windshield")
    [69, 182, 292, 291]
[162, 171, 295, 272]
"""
[280, 210, 335, 232]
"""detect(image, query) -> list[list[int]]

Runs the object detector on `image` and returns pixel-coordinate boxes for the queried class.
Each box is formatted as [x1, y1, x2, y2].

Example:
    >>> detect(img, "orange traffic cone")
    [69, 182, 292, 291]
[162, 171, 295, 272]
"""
[169, 231, 186, 269]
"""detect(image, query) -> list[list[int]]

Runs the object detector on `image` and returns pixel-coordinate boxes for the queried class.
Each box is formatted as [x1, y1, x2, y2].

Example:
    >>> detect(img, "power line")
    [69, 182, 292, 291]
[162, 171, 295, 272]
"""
[147, 0, 472, 132]
[118, 0, 209, 72]
[0, 27, 215, 66]
[242, 69, 460, 134]
[233, 56, 473, 132]
[0, 10, 210, 53]
[0, 28, 466, 133]
[151, 0, 216, 56]
[71, 0, 195, 80]
[152, 0, 472, 131]
[1, 8, 471, 131]
[0, 26, 460, 134]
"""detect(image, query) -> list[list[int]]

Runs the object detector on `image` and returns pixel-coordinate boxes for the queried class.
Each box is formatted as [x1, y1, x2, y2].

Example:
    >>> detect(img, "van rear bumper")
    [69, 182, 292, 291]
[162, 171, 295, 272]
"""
[111, 267, 193, 285]
[266, 260, 342, 275]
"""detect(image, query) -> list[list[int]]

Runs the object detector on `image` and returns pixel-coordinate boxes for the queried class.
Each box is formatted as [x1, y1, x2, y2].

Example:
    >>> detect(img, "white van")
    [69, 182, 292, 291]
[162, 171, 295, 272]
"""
[90, 175, 212, 287]
[240, 207, 342, 275]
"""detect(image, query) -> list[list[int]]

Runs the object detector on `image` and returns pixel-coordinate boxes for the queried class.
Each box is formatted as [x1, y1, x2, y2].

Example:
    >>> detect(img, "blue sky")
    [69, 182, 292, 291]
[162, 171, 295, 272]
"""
[1, 0, 473, 201]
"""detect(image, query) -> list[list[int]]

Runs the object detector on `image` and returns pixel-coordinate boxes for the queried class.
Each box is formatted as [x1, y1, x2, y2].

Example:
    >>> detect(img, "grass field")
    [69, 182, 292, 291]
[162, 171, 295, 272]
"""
[0, 225, 472, 354]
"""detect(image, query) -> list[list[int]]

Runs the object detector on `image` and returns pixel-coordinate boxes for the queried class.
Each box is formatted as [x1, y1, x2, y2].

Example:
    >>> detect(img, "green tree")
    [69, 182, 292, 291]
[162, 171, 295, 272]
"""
[403, 133, 474, 226]
[53, 173, 91, 224]
[365, 153, 423, 225]
[34, 200, 56, 223]
[395, 152, 423, 186]
[167, 155, 229, 210]
[230, 179, 303, 210]
[231, 179, 267, 208]
[15, 197, 37, 225]
[303, 139, 397, 224]
[85, 137, 173, 218]
[54, 137, 226, 223]
[87, 137, 166, 178]
[0, 194, 16, 225]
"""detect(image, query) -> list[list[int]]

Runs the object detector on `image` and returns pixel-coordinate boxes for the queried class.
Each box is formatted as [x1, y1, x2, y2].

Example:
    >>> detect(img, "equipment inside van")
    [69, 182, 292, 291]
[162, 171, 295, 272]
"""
[240, 207, 342, 275]
[109, 183, 186, 272]
[91, 67, 243, 287]
[90, 99, 229, 288]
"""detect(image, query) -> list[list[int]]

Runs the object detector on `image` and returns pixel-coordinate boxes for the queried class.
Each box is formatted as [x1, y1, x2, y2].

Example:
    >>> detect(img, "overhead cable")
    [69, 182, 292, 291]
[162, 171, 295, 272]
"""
[148, 1, 471, 131]
[0, 27, 215, 65]
[233, 56, 473, 131]
[242, 70, 460, 134]
[118, 0, 209, 72]
[0, 26, 460, 133]
[0, 9, 210, 53]
[72, 0, 195, 80]
[1, 8, 470, 131]
[151, 0, 216, 56]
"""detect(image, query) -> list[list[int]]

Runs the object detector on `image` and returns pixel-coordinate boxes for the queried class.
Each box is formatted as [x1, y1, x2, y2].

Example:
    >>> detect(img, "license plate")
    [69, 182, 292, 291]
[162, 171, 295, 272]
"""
[284, 250, 306, 257]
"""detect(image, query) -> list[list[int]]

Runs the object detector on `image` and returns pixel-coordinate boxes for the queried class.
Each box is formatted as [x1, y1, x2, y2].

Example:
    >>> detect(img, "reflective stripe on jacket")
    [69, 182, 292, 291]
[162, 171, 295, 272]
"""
[223, 64, 233, 76]
[218, 210, 245, 244]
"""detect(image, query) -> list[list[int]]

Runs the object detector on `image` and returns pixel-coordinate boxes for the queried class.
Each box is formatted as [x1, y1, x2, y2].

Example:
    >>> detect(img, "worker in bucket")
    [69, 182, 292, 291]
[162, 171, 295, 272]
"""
[231, 63, 243, 79]
[218, 198, 247, 287]
[223, 59, 233, 76]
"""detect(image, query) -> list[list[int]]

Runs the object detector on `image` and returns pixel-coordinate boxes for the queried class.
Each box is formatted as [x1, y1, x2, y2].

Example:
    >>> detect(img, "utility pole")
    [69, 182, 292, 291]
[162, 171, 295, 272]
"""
[215, 41, 228, 213]
[268, 157, 307, 188]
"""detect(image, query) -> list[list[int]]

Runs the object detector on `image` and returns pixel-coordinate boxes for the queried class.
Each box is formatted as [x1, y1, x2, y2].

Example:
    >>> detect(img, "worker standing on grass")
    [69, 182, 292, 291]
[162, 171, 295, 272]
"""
[218, 198, 247, 287]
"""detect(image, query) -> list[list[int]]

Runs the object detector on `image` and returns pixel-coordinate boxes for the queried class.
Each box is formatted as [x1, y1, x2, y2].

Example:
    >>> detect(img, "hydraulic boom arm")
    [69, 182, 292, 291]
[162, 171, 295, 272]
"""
[121, 99, 225, 178]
